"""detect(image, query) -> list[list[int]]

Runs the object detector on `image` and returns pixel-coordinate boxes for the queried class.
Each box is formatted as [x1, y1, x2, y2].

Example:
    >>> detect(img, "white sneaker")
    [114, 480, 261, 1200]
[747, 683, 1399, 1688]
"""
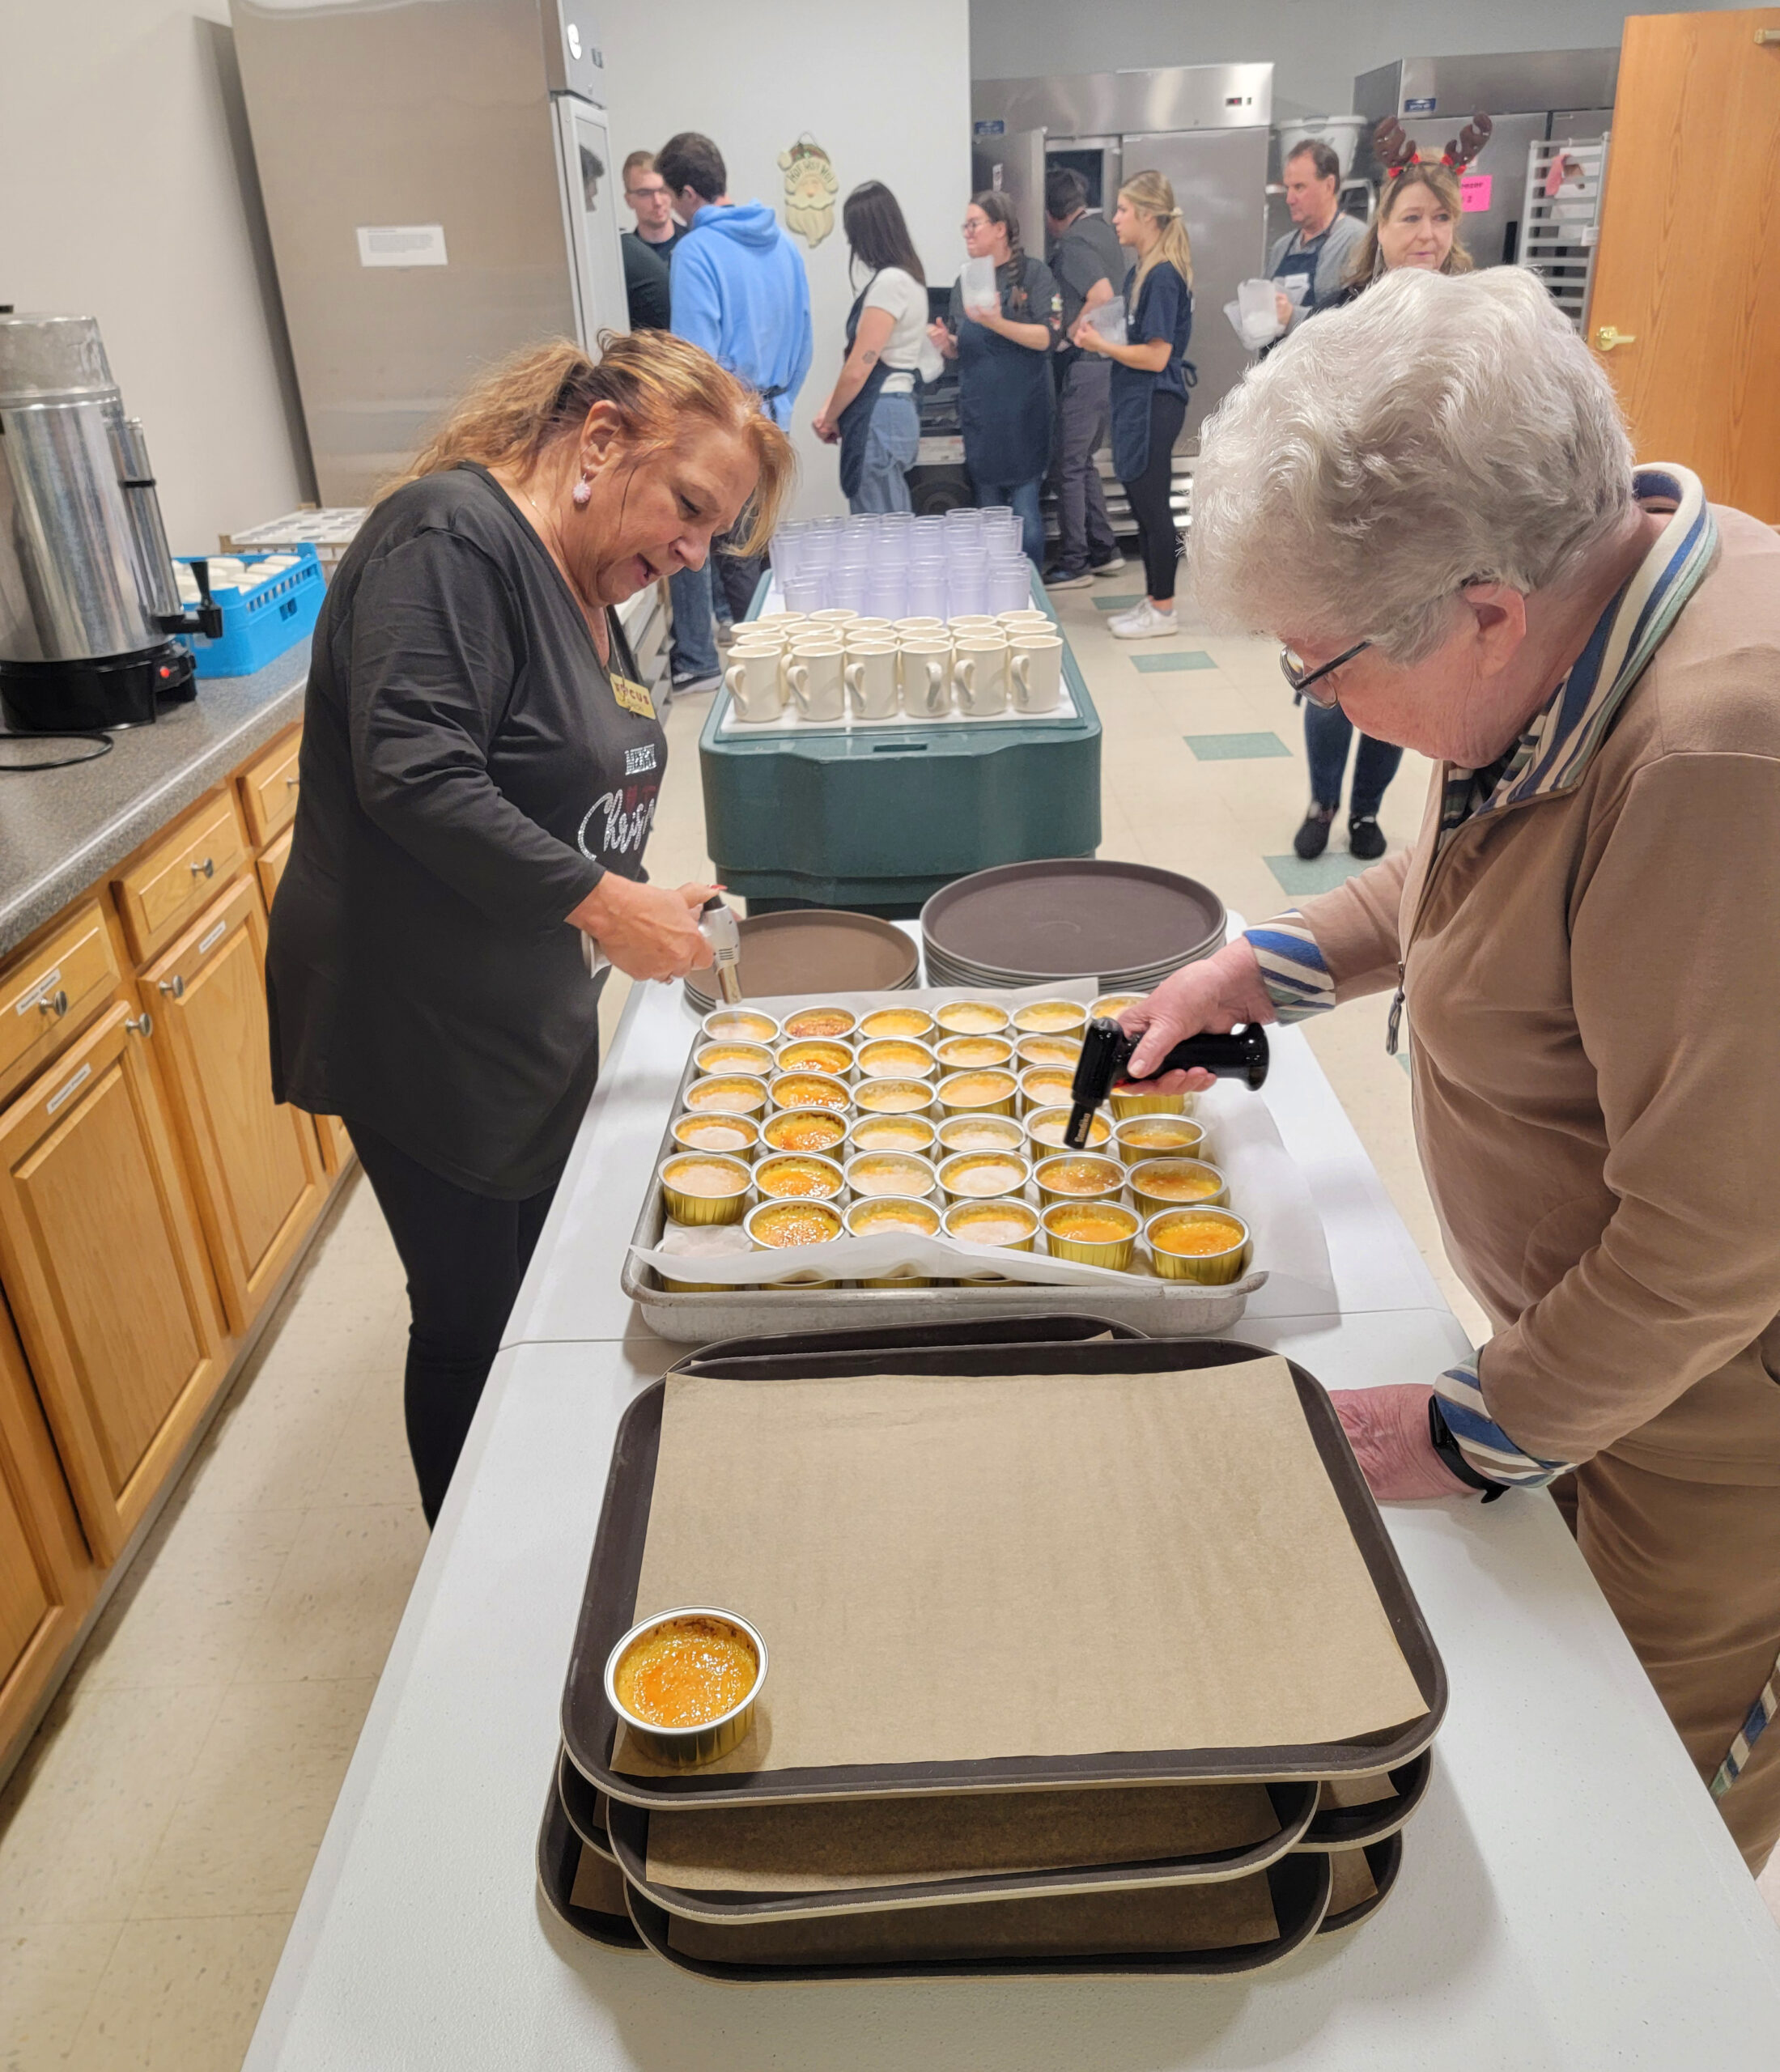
[1109, 601, 1179, 640]
[1090, 554, 1128, 576]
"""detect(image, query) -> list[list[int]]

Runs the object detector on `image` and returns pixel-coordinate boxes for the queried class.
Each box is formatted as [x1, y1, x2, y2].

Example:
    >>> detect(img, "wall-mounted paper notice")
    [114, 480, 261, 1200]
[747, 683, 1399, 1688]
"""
[356, 224, 448, 268]
[1459, 174, 1492, 213]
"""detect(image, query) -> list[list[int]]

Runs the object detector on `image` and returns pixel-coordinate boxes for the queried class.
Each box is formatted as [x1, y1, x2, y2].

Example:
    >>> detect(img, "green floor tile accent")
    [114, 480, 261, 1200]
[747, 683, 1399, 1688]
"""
[1263, 851, 1380, 896]
[1131, 650, 1216, 673]
[1092, 593, 1143, 610]
[1397, 1050, 1414, 1076]
[1185, 731, 1291, 761]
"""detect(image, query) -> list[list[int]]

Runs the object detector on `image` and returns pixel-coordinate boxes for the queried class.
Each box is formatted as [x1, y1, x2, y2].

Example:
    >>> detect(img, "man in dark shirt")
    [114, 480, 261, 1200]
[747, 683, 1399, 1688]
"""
[1043, 170, 1127, 588]
[620, 150, 686, 332]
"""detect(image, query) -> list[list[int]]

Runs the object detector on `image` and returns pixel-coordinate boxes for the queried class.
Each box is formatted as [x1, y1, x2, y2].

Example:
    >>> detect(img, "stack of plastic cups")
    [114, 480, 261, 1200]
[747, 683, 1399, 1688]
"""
[988, 553, 1030, 613]
[907, 554, 947, 621]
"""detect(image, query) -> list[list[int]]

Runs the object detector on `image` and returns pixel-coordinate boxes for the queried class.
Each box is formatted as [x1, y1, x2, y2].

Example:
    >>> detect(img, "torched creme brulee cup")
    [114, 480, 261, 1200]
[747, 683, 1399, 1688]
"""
[659, 1151, 753, 1226]
[1145, 1206, 1253, 1284]
[604, 1608, 767, 1768]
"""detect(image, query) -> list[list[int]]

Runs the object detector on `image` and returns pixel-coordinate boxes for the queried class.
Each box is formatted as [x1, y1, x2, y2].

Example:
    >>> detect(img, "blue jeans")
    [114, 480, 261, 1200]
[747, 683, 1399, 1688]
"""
[972, 477, 1045, 566]
[1303, 701, 1404, 817]
[668, 563, 719, 680]
[849, 391, 920, 514]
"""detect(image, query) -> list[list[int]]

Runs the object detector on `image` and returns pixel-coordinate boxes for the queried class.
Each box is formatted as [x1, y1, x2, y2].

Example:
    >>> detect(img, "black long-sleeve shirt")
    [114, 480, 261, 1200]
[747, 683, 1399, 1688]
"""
[267, 464, 666, 1197]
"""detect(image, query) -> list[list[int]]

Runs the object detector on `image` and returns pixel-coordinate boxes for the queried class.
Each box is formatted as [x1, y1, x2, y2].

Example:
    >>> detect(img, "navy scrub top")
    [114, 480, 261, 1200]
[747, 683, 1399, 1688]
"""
[948, 253, 1062, 487]
[1109, 261, 1195, 482]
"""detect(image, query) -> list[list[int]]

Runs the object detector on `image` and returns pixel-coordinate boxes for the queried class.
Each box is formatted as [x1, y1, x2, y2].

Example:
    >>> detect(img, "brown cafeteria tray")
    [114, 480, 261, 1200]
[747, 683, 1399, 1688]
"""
[602, 1777, 1320, 1926]
[682, 909, 917, 1012]
[1302, 1749, 1433, 1851]
[668, 1311, 1147, 1378]
[1319, 1833, 1403, 1934]
[537, 1774, 642, 1951]
[920, 858, 1225, 984]
[562, 1336, 1447, 1809]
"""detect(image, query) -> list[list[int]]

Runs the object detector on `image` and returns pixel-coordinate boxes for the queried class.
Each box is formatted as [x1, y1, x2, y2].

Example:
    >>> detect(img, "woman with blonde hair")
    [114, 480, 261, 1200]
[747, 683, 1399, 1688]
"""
[267, 331, 792, 1522]
[1073, 169, 1196, 639]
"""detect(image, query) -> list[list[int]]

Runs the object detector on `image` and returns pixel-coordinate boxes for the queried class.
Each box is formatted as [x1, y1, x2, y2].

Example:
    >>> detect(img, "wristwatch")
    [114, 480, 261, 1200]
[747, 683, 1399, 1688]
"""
[1428, 1394, 1510, 1503]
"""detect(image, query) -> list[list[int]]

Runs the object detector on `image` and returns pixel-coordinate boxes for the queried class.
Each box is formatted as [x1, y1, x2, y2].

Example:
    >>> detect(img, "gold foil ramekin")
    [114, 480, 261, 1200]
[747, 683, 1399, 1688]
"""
[857, 1006, 937, 1042]
[933, 1034, 1017, 1072]
[844, 1151, 938, 1202]
[1033, 1153, 1127, 1209]
[1011, 999, 1090, 1036]
[936, 1068, 1018, 1119]
[701, 1008, 780, 1046]
[743, 1198, 845, 1281]
[671, 1112, 761, 1164]
[604, 1607, 767, 1767]
[1129, 1157, 1230, 1217]
[847, 1113, 937, 1157]
[1014, 1034, 1083, 1071]
[1113, 1115, 1208, 1167]
[855, 1038, 940, 1083]
[935, 1112, 1027, 1158]
[846, 1194, 941, 1285]
[1018, 1067, 1079, 1117]
[768, 1072, 854, 1115]
[682, 1073, 770, 1121]
[759, 1108, 849, 1157]
[1043, 1200, 1141, 1272]
[1145, 1206, 1253, 1284]
[779, 1004, 858, 1042]
[776, 1038, 856, 1080]
[754, 1152, 847, 1204]
[937, 1149, 1033, 1206]
[1026, 1103, 1111, 1150]
[933, 1000, 1012, 1036]
[1109, 1086, 1192, 1120]
[693, 1039, 775, 1081]
[659, 1152, 753, 1225]
[941, 1197, 1040, 1280]
[853, 1076, 936, 1118]
[1090, 994, 1145, 1023]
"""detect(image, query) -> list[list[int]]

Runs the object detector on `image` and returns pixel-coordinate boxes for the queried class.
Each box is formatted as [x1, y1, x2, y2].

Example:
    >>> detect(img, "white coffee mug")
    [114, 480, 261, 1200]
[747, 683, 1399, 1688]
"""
[1009, 634, 1064, 714]
[894, 616, 945, 637]
[953, 637, 1009, 718]
[999, 609, 1051, 634]
[729, 629, 788, 656]
[844, 644, 900, 720]
[898, 637, 952, 718]
[785, 643, 847, 723]
[845, 617, 894, 638]
[808, 608, 858, 629]
[948, 614, 1000, 635]
[724, 647, 788, 723]
[750, 611, 806, 631]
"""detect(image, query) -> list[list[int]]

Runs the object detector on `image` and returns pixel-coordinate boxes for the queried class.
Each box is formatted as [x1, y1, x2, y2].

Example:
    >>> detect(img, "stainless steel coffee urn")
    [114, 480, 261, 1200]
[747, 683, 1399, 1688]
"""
[0, 312, 220, 732]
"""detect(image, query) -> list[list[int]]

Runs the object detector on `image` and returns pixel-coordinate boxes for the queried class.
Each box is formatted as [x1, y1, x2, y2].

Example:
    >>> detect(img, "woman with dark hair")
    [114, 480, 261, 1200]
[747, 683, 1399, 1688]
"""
[928, 189, 1061, 563]
[813, 181, 928, 513]
[267, 333, 793, 1522]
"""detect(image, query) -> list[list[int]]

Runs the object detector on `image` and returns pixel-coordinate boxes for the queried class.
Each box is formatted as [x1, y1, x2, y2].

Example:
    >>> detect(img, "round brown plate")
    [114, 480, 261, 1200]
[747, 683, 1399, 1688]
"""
[922, 860, 1226, 985]
[684, 911, 919, 1010]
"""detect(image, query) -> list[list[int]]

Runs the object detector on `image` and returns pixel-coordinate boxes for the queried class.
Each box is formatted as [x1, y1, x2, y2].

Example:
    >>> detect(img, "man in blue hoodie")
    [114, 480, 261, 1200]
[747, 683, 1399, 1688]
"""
[656, 130, 813, 694]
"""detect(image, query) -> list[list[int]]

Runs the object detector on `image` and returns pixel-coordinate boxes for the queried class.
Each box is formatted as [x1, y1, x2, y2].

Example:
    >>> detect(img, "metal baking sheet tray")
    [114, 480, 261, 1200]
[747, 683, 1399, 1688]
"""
[561, 1337, 1447, 1811]
[619, 1850, 1333, 1983]
[601, 1777, 1319, 1926]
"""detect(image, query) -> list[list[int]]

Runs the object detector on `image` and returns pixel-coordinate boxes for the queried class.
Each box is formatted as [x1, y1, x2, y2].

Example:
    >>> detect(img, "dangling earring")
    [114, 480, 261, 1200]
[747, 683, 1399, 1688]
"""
[571, 473, 592, 510]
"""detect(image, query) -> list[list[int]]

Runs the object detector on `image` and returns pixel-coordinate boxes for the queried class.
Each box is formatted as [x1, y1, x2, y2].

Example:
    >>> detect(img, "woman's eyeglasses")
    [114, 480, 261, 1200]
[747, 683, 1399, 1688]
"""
[1279, 638, 1371, 707]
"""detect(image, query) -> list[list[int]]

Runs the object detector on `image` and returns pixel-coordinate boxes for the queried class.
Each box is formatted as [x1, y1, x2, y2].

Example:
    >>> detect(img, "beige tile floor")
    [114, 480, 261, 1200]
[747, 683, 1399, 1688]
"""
[2, 587, 1774, 2069]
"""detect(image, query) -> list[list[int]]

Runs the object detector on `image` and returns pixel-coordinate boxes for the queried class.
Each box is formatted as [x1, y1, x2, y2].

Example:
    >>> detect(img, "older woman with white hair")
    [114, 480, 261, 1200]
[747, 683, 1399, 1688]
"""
[1121, 265, 1780, 1874]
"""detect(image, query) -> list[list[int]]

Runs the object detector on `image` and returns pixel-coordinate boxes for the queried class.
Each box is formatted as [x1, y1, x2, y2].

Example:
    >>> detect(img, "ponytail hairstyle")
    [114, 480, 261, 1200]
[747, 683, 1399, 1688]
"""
[390, 332, 796, 554]
[843, 180, 925, 287]
[1119, 170, 1193, 296]
[969, 188, 1023, 265]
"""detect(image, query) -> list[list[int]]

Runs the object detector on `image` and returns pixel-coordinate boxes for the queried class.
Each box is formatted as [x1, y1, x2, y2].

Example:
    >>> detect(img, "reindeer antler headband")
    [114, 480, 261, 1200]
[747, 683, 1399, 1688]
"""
[1372, 111, 1493, 179]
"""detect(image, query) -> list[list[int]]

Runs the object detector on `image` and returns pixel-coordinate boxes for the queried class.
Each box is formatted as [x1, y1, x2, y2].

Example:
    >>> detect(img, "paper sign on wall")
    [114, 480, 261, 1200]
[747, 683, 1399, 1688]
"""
[356, 225, 448, 269]
[1459, 174, 1492, 213]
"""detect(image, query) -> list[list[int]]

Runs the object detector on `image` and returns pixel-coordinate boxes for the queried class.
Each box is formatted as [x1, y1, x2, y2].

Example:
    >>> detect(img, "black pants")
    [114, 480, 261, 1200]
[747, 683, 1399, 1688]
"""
[1121, 393, 1187, 601]
[348, 1123, 557, 1526]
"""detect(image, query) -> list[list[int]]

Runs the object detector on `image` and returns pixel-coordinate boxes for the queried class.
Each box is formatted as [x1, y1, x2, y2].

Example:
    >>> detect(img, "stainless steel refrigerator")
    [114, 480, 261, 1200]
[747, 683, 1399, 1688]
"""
[232, 0, 629, 505]
[971, 64, 1275, 439]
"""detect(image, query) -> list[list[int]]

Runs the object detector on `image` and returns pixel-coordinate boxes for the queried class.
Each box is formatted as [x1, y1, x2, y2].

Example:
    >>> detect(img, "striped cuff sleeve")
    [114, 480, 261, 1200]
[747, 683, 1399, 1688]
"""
[1243, 914, 1336, 1024]
[1434, 1357, 1576, 1489]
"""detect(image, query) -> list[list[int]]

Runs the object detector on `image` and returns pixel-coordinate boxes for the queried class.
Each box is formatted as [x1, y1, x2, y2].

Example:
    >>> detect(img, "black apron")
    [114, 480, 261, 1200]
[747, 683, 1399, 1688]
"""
[955, 256, 1054, 488]
[838, 274, 902, 502]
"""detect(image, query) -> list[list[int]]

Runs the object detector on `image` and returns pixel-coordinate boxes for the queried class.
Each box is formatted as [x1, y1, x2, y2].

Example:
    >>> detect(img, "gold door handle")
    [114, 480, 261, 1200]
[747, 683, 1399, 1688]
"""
[1595, 325, 1637, 352]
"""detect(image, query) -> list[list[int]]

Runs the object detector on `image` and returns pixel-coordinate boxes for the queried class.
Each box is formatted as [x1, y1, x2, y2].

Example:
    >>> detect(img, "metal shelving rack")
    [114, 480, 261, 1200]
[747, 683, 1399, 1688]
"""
[1518, 135, 1612, 334]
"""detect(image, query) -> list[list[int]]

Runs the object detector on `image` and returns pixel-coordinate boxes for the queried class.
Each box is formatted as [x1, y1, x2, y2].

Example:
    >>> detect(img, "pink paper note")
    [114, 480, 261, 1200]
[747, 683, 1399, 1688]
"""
[1460, 173, 1492, 213]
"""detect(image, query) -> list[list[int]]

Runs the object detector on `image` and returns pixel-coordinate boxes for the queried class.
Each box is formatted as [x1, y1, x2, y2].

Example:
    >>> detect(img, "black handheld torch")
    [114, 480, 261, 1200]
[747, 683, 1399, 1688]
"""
[1062, 1017, 1270, 1149]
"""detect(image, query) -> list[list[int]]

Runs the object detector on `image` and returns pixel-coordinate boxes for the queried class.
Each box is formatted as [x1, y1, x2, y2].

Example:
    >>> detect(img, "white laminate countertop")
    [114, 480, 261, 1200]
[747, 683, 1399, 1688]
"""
[243, 977, 1780, 2070]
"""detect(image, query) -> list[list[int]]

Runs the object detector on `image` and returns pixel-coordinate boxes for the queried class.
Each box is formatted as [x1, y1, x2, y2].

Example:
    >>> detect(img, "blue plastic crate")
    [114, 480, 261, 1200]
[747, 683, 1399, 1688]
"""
[173, 542, 325, 677]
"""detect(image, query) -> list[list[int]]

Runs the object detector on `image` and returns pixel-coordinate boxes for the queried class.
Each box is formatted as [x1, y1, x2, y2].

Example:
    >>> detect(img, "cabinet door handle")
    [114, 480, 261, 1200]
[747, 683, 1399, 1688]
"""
[285, 775, 299, 790]
[125, 1011, 154, 1038]
[158, 974, 185, 998]
[190, 856, 215, 879]
[37, 988, 69, 1018]
[1594, 325, 1637, 351]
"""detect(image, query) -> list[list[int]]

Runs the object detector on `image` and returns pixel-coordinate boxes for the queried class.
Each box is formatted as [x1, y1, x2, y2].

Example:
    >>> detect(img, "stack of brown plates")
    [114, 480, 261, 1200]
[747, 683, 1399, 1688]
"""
[539, 1326, 1443, 1981]
[684, 909, 918, 1012]
[920, 860, 1226, 993]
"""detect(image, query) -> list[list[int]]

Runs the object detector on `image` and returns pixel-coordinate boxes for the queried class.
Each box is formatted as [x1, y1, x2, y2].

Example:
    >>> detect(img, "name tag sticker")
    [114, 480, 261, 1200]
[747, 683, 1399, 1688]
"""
[1459, 173, 1493, 213]
[356, 224, 448, 268]
[610, 674, 655, 718]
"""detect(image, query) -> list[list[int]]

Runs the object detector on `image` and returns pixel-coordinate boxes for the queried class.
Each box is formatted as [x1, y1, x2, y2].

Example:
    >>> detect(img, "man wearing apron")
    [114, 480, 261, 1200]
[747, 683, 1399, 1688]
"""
[1267, 139, 1366, 338]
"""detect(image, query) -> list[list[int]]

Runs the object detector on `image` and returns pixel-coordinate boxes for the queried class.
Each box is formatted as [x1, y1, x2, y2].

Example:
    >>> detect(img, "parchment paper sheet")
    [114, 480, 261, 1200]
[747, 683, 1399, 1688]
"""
[614, 1361, 1425, 1776]
[1323, 1771, 1397, 1811]
[570, 1844, 630, 1916]
[646, 1781, 1281, 1892]
[1328, 1848, 1380, 1913]
[664, 1867, 1279, 1964]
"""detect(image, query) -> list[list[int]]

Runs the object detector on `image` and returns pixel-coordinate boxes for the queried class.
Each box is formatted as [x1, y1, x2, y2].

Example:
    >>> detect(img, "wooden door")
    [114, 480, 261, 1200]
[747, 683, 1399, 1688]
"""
[143, 877, 325, 1335]
[0, 1004, 224, 1561]
[1590, 10, 1780, 518]
[0, 1292, 98, 1756]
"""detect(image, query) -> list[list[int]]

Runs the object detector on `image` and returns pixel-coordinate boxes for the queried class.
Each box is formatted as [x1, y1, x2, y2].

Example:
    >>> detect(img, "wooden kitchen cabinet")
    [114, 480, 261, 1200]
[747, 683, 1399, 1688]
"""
[0, 1293, 97, 1756]
[252, 828, 353, 1178]
[0, 1002, 224, 1564]
[237, 726, 303, 848]
[112, 790, 250, 966]
[0, 902, 123, 1112]
[142, 877, 325, 1336]
[257, 824, 294, 909]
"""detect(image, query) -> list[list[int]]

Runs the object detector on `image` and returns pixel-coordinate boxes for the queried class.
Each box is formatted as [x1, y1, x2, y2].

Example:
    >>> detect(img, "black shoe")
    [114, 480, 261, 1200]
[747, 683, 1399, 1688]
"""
[1348, 814, 1387, 860]
[1293, 805, 1336, 860]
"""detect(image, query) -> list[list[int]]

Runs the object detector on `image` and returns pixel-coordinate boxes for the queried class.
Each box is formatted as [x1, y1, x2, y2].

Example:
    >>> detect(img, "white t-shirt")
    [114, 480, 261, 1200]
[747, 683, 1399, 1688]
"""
[861, 266, 927, 393]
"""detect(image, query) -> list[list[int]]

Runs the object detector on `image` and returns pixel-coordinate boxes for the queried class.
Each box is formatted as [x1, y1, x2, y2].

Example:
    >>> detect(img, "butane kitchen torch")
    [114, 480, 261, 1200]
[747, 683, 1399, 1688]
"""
[1063, 1017, 1270, 1149]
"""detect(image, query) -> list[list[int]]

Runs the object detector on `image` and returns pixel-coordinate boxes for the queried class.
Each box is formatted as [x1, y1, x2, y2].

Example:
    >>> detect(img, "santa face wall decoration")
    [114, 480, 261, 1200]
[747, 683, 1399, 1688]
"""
[780, 135, 838, 246]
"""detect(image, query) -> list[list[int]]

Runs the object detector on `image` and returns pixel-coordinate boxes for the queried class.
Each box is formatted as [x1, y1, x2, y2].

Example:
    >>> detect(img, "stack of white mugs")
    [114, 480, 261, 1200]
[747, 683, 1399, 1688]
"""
[721, 608, 1067, 727]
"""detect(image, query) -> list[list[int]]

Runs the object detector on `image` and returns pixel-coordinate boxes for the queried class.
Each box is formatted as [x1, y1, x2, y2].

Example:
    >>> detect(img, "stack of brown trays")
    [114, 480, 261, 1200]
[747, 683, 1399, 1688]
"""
[539, 1318, 1445, 1982]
